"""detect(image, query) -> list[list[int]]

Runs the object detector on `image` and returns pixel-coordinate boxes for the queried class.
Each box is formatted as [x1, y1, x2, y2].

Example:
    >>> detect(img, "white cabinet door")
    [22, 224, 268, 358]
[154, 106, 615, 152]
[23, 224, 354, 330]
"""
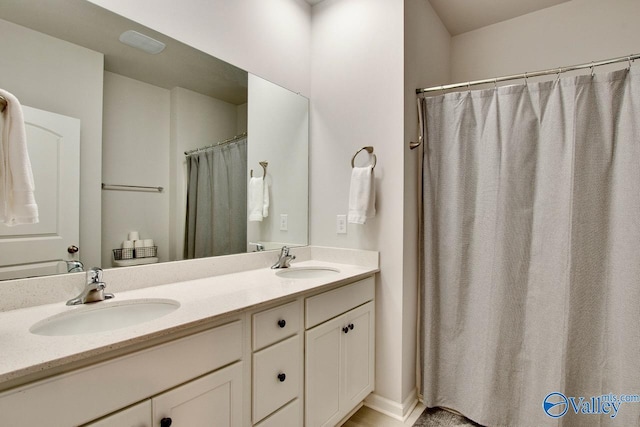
[83, 400, 151, 427]
[305, 301, 375, 427]
[305, 314, 343, 427]
[343, 301, 375, 409]
[152, 362, 244, 427]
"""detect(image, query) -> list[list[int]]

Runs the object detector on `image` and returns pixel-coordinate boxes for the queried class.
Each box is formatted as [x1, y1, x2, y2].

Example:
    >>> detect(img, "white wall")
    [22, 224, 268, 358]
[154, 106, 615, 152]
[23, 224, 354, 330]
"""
[101, 72, 170, 267]
[403, 0, 451, 409]
[169, 87, 242, 261]
[0, 18, 104, 269]
[310, 0, 415, 418]
[247, 74, 309, 249]
[86, 0, 311, 97]
[451, 0, 640, 83]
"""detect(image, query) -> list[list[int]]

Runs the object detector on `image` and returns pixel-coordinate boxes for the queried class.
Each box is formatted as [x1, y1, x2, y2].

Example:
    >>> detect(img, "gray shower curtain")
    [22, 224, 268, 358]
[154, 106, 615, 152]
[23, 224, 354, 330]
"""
[421, 66, 640, 427]
[184, 138, 247, 259]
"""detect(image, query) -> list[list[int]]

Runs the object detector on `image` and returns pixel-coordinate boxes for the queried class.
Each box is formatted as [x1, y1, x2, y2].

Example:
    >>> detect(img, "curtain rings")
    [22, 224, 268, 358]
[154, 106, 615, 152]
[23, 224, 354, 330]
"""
[524, 72, 529, 86]
[628, 56, 632, 70]
[467, 82, 471, 94]
[590, 62, 595, 78]
[555, 67, 562, 83]
[494, 78, 498, 90]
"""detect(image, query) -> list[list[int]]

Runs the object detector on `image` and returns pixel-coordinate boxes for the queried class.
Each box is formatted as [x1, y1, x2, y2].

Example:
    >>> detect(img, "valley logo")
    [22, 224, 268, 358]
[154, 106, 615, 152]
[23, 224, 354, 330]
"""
[543, 392, 569, 418]
[543, 392, 640, 419]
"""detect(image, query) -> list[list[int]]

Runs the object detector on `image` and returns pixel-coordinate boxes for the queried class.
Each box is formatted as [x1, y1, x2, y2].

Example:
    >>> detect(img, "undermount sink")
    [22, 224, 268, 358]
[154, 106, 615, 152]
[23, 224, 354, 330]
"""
[30, 299, 180, 336]
[275, 266, 340, 279]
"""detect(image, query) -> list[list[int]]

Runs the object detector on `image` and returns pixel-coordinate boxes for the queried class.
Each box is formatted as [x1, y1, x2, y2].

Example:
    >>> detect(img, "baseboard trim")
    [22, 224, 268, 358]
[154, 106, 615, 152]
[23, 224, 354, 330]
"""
[364, 389, 419, 422]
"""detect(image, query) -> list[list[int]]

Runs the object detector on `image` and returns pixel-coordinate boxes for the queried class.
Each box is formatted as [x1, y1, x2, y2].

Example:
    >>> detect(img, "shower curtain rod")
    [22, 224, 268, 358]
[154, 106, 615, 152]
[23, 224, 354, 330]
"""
[184, 132, 248, 156]
[416, 53, 640, 95]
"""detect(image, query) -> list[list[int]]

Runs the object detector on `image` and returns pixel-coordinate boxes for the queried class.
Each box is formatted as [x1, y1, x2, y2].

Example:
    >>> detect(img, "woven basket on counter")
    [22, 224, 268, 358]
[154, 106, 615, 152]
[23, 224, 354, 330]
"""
[112, 246, 157, 260]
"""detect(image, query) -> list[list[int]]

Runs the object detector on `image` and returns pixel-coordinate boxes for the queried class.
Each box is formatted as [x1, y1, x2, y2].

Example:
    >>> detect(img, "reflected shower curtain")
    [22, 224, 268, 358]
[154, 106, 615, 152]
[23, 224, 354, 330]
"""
[421, 67, 640, 427]
[184, 138, 247, 259]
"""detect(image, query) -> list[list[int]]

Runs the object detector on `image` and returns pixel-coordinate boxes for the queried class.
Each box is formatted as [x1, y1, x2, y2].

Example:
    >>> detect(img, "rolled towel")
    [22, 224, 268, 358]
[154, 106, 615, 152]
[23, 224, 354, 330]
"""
[0, 88, 38, 225]
[347, 165, 376, 224]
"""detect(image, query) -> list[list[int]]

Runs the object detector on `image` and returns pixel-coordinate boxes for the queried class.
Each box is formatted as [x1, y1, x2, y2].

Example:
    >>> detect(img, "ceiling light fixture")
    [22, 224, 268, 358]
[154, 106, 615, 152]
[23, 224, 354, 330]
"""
[119, 30, 166, 54]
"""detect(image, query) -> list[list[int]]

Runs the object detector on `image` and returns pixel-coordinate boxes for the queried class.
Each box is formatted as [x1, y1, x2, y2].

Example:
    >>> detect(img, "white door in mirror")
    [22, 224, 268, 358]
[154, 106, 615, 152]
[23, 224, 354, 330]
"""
[0, 106, 80, 280]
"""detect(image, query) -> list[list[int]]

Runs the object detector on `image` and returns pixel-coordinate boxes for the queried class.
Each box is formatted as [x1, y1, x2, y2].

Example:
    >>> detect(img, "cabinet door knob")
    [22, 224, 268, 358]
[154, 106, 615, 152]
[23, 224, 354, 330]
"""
[342, 326, 349, 334]
[277, 319, 286, 328]
[160, 418, 172, 427]
[277, 373, 286, 382]
[349, 323, 354, 330]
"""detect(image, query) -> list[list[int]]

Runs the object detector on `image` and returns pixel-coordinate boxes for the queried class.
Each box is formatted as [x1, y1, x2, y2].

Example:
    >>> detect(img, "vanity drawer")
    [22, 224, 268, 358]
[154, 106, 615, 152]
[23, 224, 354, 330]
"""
[252, 335, 301, 423]
[305, 276, 374, 329]
[254, 398, 302, 427]
[252, 300, 300, 351]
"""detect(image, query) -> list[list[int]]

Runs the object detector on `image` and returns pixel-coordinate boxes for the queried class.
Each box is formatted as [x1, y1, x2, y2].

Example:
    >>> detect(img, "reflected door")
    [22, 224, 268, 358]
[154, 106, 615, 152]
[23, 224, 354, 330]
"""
[0, 105, 80, 280]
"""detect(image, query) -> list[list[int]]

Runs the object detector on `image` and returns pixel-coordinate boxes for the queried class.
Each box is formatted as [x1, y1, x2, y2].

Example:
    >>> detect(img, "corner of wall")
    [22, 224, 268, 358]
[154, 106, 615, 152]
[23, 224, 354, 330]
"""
[402, 0, 451, 405]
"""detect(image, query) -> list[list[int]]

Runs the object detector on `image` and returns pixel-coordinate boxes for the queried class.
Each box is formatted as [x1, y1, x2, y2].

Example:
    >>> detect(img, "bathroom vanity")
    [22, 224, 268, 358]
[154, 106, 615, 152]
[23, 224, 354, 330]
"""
[0, 247, 377, 426]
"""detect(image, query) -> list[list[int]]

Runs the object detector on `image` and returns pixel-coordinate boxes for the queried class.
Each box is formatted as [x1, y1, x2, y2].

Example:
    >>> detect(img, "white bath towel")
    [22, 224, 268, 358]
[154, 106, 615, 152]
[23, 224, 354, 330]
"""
[348, 165, 376, 224]
[0, 89, 38, 226]
[248, 177, 269, 221]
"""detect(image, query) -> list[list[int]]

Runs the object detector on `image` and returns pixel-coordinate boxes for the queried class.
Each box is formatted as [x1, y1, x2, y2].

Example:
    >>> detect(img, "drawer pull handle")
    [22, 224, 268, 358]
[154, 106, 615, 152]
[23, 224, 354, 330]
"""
[278, 373, 286, 382]
[160, 417, 173, 427]
[342, 326, 349, 334]
[349, 323, 354, 330]
[277, 319, 286, 328]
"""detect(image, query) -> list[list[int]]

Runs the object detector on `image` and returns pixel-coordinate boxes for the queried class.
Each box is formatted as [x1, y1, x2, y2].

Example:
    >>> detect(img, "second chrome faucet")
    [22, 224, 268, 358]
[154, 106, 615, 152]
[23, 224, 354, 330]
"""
[66, 267, 115, 305]
[271, 246, 296, 269]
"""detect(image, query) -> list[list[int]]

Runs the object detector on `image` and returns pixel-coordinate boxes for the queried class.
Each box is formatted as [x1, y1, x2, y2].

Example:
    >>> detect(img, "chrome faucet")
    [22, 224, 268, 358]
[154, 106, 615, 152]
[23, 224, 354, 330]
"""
[271, 246, 296, 269]
[65, 260, 84, 273]
[66, 267, 115, 305]
[249, 242, 265, 252]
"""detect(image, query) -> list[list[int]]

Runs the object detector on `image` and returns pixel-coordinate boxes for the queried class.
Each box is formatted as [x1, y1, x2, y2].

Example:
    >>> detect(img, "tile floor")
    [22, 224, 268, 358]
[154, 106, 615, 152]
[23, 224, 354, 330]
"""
[342, 403, 426, 427]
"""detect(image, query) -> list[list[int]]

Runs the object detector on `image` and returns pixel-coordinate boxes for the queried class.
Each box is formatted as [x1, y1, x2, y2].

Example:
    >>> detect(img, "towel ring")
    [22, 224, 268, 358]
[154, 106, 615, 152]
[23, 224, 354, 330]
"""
[351, 146, 376, 169]
[250, 160, 268, 178]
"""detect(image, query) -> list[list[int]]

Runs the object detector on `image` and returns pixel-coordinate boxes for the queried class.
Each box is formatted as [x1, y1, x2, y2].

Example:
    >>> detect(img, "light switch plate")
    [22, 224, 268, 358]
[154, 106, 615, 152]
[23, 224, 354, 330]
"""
[337, 215, 347, 234]
[280, 214, 288, 231]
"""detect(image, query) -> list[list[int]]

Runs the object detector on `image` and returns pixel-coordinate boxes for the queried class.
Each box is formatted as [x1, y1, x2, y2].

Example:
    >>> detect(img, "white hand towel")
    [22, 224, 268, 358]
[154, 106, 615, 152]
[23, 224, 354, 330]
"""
[348, 166, 376, 224]
[249, 177, 268, 221]
[0, 89, 38, 226]
[262, 177, 269, 219]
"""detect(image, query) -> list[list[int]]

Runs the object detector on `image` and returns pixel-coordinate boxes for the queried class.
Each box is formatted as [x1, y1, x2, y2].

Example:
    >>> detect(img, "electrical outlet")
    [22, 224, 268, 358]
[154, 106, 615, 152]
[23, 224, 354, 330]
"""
[280, 214, 288, 231]
[337, 215, 347, 234]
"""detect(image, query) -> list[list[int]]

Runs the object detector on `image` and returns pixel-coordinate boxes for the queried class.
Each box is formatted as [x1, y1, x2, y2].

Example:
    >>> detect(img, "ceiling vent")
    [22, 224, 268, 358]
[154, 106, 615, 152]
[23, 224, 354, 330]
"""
[119, 30, 166, 54]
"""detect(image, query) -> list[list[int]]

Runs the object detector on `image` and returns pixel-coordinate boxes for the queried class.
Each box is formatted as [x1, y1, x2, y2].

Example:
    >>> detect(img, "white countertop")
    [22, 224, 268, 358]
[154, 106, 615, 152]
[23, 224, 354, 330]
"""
[0, 258, 377, 389]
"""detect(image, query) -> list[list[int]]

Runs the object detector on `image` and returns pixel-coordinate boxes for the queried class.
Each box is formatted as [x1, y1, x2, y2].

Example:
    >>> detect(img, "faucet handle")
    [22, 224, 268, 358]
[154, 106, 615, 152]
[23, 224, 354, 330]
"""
[281, 246, 290, 256]
[283, 254, 296, 268]
[87, 267, 103, 284]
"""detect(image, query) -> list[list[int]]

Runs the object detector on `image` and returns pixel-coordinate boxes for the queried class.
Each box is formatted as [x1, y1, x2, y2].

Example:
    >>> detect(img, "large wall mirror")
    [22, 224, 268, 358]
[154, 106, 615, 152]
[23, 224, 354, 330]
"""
[0, 0, 308, 281]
